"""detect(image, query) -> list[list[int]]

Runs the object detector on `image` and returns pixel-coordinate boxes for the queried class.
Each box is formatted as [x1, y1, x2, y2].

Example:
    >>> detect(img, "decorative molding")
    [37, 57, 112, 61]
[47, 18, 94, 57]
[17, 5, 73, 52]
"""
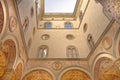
[0, 0, 8, 39]
[9, 16, 17, 32]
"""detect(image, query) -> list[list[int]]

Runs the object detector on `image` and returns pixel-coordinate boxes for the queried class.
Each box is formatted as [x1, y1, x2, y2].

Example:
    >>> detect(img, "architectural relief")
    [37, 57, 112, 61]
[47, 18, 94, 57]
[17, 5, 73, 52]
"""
[52, 61, 62, 71]
[41, 34, 50, 40]
[9, 16, 17, 32]
[66, 34, 75, 40]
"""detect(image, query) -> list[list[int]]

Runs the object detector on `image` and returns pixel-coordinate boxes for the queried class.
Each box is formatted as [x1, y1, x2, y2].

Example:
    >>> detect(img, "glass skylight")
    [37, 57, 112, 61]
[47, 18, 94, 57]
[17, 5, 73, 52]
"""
[44, 0, 77, 13]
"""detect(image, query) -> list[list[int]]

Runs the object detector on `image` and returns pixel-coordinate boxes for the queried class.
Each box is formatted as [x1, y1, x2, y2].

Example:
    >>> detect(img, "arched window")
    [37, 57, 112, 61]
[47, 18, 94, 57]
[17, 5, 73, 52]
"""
[67, 46, 78, 58]
[38, 45, 48, 58]
[44, 22, 52, 28]
[64, 22, 72, 29]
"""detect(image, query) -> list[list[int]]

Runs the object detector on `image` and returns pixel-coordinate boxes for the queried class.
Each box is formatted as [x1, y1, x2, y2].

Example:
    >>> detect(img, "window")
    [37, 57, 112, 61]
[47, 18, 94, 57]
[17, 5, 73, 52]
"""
[38, 46, 48, 58]
[67, 46, 78, 58]
[65, 22, 72, 29]
[44, 22, 52, 28]
[22, 16, 29, 33]
[87, 34, 94, 49]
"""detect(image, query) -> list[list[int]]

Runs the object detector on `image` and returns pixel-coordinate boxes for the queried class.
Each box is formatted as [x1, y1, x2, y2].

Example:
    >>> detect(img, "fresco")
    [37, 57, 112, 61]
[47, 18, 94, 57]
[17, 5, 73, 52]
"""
[15, 63, 22, 80]
[61, 69, 91, 80]
[9, 16, 17, 32]
[0, 67, 4, 77]
[0, 50, 7, 77]
[102, 37, 112, 50]
[3, 39, 16, 62]
[0, 39, 16, 79]
[98, 0, 120, 23]
[94, 57, 114, 80]
[0, 50, 7, 67]
[2, 71, 16, 80]
[100, 58, 120, 80]
[0, 1, 4, 34]
[23, 70, 53, 80]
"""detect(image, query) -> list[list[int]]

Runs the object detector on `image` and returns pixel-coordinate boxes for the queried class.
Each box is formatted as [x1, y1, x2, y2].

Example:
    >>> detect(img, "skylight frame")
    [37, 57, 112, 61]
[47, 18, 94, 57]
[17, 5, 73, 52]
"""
[40, 0, 81, 19]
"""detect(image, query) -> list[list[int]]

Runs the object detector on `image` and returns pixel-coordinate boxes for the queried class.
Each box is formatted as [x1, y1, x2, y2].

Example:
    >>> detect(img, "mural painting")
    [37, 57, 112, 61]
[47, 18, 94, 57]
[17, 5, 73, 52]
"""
[0, 39, 16, 79]
[94, 57, 113, 80]
[15, 63, 22, 80]
[9, 16, 17, 32]
[102, 37, 112, 50]
[2, 39, 16, 62]
[61, 69, 91, 80]
[23, 70, 53, 80]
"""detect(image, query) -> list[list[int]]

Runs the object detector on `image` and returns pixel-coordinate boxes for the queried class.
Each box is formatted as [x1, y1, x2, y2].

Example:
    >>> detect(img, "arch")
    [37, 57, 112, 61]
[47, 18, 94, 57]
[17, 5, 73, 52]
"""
[0, 0, 8, 39]
[1, 34, 20, 69]
[22, 68, 55, 80]
[59, 67, 92, 80]
[0, 35, 19, 79]
[113, 27, 120, 58]
[91, 53, 115, 80]
[91, 52, 115, 71]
